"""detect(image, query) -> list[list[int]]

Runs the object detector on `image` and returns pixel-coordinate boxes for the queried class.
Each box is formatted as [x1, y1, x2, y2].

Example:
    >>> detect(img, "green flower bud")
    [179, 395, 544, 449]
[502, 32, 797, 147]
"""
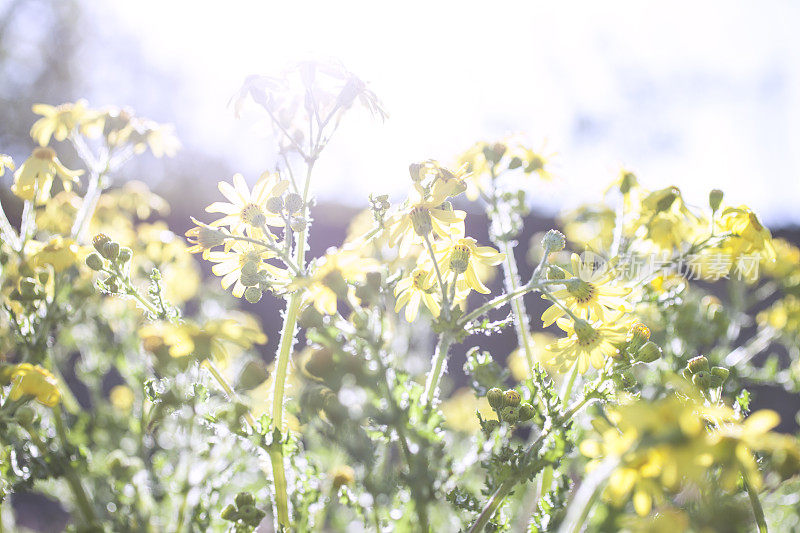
[240, 269, 262, 287]
[244, 286, 262, 304]
[284, 193, 303, 214]
[220, 504, 238, 521]
[486, 388, 504, 410]
[290, 216, 307, 233]
[266, 196, 284, 214]
[501, 405, 519, 424]
[636, 341, 662, 363]
[235, 492, 255, 508]
[117, 247, 133, 264]
[408, 163, 423, 182]
[546, 265, 567, 280]
[508, 156, 523, 169]
[710, 366, 729, 387]
[518, 402, 535, 422]
[105, 278, 120, 293]
[542, 229, 566, 252]
[693, 370, 711, 389]
[626, 322, 651, 354]
[687, 355, 710, 374]
[92, 233, 111, 253]
[502, 389, 521, 407]
[709, 189, 724, 213]
[101, 241, 120, 261]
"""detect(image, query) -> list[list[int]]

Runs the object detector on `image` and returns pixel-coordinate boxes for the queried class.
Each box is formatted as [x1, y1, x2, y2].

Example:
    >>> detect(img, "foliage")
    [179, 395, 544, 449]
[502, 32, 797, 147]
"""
[1, 60, 799, 532]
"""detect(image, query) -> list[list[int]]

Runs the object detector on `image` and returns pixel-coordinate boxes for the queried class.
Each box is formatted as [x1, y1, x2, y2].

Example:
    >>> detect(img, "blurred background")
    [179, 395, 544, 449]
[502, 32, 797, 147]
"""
[1, 0, 799, 224]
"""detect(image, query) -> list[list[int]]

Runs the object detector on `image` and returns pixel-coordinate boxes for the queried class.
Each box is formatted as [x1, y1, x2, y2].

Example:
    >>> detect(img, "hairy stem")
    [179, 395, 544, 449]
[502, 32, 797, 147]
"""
[423, 332, 453, 406]
[744, 474, 768, 533]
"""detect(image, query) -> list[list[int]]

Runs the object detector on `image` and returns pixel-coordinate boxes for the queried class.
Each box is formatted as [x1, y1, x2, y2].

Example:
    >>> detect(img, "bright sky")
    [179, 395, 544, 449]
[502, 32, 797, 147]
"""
[89, 0, 800, 224]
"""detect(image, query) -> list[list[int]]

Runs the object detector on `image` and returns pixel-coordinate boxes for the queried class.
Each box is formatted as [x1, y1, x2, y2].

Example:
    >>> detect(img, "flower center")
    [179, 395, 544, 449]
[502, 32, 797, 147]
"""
[410, 206, 432, 236]
[574, 320, 600, 347]
[566, 279, 596, 304]
[241, 203, 266, 226]
[528, 155, 544, 171]
[33, 147, 56, 161]
[449, 244, 471, 274]
[411, 270, 428, 289]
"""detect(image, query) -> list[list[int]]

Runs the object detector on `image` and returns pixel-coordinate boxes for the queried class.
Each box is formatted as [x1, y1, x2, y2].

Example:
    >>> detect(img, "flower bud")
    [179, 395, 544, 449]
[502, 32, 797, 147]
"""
[409, 206, 432, 236]
[687, 355, 710, 375]
[93, 233, 111, 253]
[266, 196, 284, 214]
[483, 419, 500, 433]
[518, 402, 535, 422]
[508, 156, 523, 169]
[105, 278, 120, 293]
[500, 405, 519, 425]
[626, 322, 651, 354]
[235, 492, 255, 508]
[284, 193, 303, 214]
[709, 189, 724, 213]
[692, 371, 711, 389]
[636, 341, 662, 363]
[710, 366, 729, 387]
[244, 286, 262, 304]
[408, 163, 423, 182]
[542, 229, 566, 252]
[101, 241, 120, 261]
[503, 389, 521, 407]
[117, 247, 133, 264]
[240, 268, 262, 287]
[290, 216, 307, 233]
[85, 253, 104, 271]
[220, 504, 238, 521]
[618, 171, 637, 195]
[486, 388, 504, 410]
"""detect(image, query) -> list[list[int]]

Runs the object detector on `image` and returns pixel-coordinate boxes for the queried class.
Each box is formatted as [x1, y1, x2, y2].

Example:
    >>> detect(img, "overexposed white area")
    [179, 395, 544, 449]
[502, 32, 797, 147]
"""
[37, 1, 800, 224]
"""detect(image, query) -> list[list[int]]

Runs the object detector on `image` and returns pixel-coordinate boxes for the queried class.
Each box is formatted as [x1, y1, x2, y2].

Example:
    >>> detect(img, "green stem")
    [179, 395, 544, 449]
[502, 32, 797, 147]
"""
[744, 474, 768, 533]
[423, 332, 453, 406]
[423, 233, 449, 312]
[500, 241, 536, 373]
[467, 477, 516, 533]
[51, 407, 99, 527]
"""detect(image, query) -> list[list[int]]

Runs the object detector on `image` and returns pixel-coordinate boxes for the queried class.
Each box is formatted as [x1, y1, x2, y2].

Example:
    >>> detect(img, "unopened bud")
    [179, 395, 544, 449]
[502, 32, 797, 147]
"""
[547, 265, 568, 280]
[502, 389, 521, 407]
[101, 241, 120, 261]
[266, 196, 284, 214]
[626, 323, 651, 354]
[220, 504, 238, 521]
[86, 252, 104, 271]
[408, 163, 423, 182]
[501, 405, 519, 424]
[93, 233, 111, 253]
[693, 370, 711, 389]
[290, 216, 307, 232]
[486, 388, 504, 410]
[244, 286, 262, 304]
[284, 193, 303, 214]
[687, 355, 710, 374]
[117, 247, 133, 264]
[710, 366, 729, 387]
[235, 492, 255, 508]
[542, 229, 566, 252]
[518, 402, 535, 422]
[636, 341, 661, 363]
[709, 189, 724, 213]
[14, 405, 37, 427]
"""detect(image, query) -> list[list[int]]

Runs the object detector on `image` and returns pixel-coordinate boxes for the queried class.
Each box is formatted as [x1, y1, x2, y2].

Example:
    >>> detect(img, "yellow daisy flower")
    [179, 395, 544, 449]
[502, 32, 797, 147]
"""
[12, 147, 84, 202]
[386, 171, 467, 256]
[546, 317, 628, 373]
[7, 363, 61, 407]
[293, 247, 378, 315]
[394, 268, 441, 321]
[30, 100, 104, 146]
[716, 206, 775, 262]
[433, 236, 505, 294]
[206, 172, 289, 236]
[207, 242, 288, 298]
[541, 253, 632, 327]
